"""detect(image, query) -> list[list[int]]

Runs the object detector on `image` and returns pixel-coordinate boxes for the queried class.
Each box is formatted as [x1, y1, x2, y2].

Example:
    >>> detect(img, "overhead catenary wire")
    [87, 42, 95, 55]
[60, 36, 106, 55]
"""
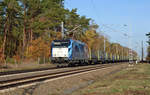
[90, 0, 136, 61]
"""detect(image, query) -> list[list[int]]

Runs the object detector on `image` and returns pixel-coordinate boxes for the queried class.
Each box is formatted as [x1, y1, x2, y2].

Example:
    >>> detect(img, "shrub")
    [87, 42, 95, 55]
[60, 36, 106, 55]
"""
[6, 57, 15, 64]
[25, 37, 50, 61]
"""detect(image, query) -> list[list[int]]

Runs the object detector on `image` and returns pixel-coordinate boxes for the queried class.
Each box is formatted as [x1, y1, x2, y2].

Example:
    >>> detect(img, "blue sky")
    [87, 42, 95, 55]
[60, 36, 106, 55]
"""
[65, 0, 150, 58]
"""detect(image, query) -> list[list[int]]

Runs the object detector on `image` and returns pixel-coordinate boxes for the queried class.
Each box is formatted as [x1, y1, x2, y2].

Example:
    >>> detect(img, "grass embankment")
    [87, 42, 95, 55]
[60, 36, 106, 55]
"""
[72, 64, 150, 95]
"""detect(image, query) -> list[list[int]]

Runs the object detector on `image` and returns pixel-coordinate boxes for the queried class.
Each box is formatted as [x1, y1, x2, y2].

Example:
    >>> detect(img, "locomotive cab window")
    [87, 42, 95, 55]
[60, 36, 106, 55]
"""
[53, 40, 70, 47]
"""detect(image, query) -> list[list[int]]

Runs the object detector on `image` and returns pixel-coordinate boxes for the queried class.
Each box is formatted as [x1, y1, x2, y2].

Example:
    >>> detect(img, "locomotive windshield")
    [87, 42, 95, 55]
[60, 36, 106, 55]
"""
[52, 40, 70, 47]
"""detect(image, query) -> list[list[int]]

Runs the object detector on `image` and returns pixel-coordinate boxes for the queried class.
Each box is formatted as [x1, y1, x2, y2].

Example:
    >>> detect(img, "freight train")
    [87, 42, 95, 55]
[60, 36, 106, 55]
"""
[51, 39, 132, 66]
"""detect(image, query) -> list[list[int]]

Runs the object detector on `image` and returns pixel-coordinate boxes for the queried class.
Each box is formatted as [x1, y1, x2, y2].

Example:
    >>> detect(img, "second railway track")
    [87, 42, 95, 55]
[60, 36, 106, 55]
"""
[0, 63, 121, 93]
[0, 66, 58, 76]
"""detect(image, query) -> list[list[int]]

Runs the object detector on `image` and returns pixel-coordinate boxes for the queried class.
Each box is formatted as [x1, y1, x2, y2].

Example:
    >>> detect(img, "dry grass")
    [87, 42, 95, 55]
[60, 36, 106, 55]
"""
[72, 63, 150, 95]
[0, 62, 55, 73]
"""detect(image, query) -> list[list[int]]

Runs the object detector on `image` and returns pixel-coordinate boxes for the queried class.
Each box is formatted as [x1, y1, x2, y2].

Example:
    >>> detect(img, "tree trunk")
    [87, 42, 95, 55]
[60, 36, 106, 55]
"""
[23, 23, 26, 58]
[2, 28, 7, 57]
[2, 18, 8, 58]
[89, 48, 91, 60]
[22, 5, 27, 58]
[30, 18, 34, 43]
[30, 29, 32, 43]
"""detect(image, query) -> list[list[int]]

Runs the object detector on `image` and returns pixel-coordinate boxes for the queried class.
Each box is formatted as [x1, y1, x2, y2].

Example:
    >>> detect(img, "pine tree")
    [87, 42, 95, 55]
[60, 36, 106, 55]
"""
[0, 0, 22, 57]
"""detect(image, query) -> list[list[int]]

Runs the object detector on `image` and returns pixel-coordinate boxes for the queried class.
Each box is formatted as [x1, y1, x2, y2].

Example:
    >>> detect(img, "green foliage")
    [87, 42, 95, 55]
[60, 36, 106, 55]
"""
[0, 0, 86, 59]
[146, 33, 150, 45]
[6, 56, 15, 64]
[0, 0, 22, 57]
[146, 46, 150, 61]
[146, 33, 150, 61]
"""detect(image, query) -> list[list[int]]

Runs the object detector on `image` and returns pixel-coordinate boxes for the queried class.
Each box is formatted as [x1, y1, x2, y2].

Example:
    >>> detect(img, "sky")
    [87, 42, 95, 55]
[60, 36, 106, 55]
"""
[64, 0, 150, 58]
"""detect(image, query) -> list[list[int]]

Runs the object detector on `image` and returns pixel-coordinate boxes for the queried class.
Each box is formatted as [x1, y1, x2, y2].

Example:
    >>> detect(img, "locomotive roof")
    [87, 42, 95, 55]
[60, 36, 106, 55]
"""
[53, 39, 70, 42]
[52, 39, 85, 45]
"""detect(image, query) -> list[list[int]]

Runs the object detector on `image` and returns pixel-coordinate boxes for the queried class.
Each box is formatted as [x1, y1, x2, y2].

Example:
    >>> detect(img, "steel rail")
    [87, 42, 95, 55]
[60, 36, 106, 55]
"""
[0, 66, 57, 76]
[0, 64, 119, 91]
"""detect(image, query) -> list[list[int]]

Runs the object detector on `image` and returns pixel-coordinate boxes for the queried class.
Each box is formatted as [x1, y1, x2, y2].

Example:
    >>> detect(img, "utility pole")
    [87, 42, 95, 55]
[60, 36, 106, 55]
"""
[61, 22, 64, 39]
[128, 24, 133, 64]
[104, 35, 106, 60]
[141, 41, 144, 62]
[116, 43, 118, 61]
[122, 47, 124, 60]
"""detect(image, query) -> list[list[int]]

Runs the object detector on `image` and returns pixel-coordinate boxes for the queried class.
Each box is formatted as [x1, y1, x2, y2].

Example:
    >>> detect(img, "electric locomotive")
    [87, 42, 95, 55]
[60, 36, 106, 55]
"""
[51, 39, 89, 66]
[51, 39, 133, 66]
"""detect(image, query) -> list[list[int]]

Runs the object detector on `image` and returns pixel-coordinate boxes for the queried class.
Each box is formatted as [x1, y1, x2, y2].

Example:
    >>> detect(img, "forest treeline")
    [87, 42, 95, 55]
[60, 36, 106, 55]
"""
[0, 0, 137, 64]
[146, 33, 150, 61]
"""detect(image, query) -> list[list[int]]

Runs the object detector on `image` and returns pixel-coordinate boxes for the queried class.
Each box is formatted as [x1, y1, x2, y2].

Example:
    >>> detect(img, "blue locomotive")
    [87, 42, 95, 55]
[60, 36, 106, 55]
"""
[51, 39, 131, 66]
[51, 39, 89, 66]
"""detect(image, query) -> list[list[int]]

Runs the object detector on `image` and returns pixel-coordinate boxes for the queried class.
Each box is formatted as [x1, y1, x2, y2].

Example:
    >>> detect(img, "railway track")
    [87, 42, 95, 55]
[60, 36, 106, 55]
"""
[0, 66, 57, 76]
[0, 63, 120, 93]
